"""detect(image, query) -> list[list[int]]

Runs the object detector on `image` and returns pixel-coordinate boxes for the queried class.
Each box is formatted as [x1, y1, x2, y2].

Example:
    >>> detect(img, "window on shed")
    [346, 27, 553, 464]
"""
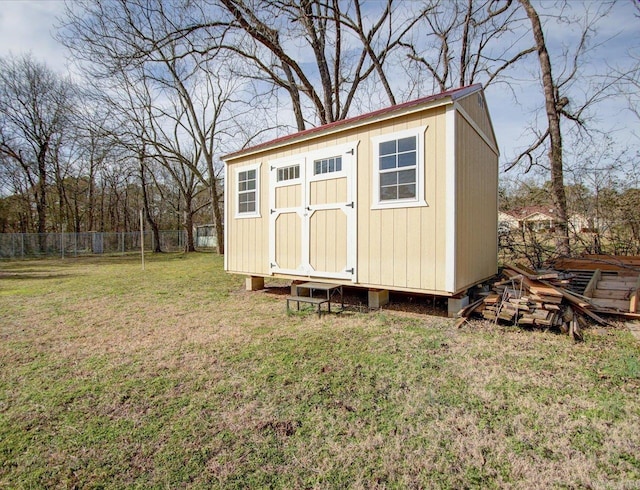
[314, 156, 342, 175]
[238, 169, 257, 214]
[378, 136, 417, 201]
[277, 164, 300, 182]
[371, 126, 427, 209]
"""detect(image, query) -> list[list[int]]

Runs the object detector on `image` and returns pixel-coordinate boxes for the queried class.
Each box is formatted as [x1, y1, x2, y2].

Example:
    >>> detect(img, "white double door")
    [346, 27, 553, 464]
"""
[268, 142, 357, 281]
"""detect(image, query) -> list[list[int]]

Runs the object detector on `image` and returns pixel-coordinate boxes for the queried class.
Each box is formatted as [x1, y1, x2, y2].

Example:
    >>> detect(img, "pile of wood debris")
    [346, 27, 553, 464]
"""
[456, 257, 640, 341]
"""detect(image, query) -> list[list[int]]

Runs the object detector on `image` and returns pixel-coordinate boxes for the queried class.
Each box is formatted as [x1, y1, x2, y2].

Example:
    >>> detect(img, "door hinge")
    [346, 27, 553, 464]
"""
[270, 263, 276, 268]
[345, 268, 354, 274]
[270, 209, 275, 214]
[346, 148, 354, 155]
[345, 202, 354, 208]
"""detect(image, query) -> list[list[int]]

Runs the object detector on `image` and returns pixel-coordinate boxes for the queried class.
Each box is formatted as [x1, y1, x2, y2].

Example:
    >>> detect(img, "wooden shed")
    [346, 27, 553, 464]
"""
[223, 84, 499, 313]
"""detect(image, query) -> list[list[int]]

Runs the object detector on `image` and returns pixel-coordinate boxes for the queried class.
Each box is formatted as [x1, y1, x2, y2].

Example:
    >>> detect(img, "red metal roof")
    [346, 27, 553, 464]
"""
[224, 83, 483, 161]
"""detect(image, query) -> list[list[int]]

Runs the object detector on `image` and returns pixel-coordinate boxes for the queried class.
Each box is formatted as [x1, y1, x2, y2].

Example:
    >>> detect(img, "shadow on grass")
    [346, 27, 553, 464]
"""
[261, 282, 449, 317]
[0, 272, 78, 281]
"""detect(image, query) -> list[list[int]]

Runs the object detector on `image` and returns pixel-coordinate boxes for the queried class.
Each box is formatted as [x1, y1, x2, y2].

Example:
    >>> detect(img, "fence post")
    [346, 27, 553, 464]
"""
[61, 232, 64, 259]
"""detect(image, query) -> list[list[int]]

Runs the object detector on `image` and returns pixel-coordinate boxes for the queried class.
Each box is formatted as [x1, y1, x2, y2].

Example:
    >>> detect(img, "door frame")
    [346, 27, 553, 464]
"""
[268, 141, 359, 282]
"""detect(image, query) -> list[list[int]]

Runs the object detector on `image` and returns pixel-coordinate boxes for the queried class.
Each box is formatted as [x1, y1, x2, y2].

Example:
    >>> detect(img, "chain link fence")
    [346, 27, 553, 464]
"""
[0, 231, 188, 259]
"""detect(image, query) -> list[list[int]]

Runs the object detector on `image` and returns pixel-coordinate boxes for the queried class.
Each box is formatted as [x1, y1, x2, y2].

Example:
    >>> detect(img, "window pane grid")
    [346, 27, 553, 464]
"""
[277, 164, 300, 182]
[314, 156, 342, 175]
[238, 168, 257, 214]
[378, 135, 417, 201]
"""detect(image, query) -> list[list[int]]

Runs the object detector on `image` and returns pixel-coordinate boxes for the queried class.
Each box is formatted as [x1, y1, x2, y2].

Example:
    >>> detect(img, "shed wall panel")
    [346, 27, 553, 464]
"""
[226, 162, 269, 276]
[454, 113, 498, 290]
[457, 93, 498, 150]
[352, 107, 448, 292]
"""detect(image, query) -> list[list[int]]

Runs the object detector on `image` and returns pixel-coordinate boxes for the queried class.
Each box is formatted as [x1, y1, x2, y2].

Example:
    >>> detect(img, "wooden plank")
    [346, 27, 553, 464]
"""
[591, 298, 630, 311]
[483, 293, 500, 304]
[582, 254, 640, 265]
[540, 282, 609, 325]
[631, 276, 640, 313]
[554, 256, 640, 272]
[593, 289, 631, 300]
[583, 270, 600, 298]
[504, 269, 563, 297]
[598, 280, 638, 290]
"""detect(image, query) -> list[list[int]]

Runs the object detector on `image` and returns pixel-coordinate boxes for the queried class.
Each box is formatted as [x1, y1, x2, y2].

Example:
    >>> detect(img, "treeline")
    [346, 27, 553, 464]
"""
[1, 1, 639, 256]
[500, 179, 640, 267]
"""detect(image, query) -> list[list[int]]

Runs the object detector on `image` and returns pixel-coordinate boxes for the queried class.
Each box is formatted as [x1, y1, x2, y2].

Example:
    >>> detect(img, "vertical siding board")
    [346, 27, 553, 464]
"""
[393, 207, 408, 287]
[380, 210, 394, 285]
[337, 210, 347, 272]
[406, 206, 422, 288]
[455, 111, 498, 289]
[330, 210, 337, 273]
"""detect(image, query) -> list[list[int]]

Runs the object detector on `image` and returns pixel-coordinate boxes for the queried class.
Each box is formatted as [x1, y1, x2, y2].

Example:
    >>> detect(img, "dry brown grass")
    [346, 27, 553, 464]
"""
[1, 253, 639, 488]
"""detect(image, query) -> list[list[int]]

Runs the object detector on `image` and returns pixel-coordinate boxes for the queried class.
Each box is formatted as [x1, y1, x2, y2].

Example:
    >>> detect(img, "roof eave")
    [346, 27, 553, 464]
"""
[224, 84, 483, 162]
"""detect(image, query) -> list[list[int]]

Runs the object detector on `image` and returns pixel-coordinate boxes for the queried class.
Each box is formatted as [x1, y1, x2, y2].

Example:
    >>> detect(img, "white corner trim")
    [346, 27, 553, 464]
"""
[223, 164, 228, 271]
[445, 105, 456, 293]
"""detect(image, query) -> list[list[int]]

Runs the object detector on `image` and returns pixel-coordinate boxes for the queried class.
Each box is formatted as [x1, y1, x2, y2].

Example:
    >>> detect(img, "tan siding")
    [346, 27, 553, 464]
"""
[406, 207, 422, 289]
[275, 212, 301, 270]
[275, 184, 300, 208]
[225, 94, 497, 295]
[355, 107, 448, 292]
[309, 209, 347, 273]
[225, 159, 269, 276]
[393, 208, 408, 287]
[457, 91, 497, 150]
[309, 178, 347, 205]
[455, 112, 498, 290]
[380, 210, 394, 285]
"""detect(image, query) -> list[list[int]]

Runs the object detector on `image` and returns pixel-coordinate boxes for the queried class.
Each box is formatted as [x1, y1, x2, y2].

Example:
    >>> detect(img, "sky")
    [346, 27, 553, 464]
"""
[0, 0, 638, 185]
[0, 0, 69, 71]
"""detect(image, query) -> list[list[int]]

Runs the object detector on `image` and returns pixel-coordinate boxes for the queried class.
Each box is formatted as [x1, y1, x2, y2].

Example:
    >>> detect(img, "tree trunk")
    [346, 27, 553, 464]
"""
[139, 152, 163, 253]
[183, 194, 196, 253]
[36, 146, 48, 252]
[210, 181, 224, 255]
[519, 0, 570, 257]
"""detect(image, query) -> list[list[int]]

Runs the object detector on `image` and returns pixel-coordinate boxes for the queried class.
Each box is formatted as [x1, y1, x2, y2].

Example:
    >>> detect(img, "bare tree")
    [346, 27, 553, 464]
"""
[216, 0, 422, 129]
[515, 0, 570, 255]
[504, 0, 626, 258]
[60, 0, 265, 253]
[399, 0, 535, 94]
[0, 55, 73, 244]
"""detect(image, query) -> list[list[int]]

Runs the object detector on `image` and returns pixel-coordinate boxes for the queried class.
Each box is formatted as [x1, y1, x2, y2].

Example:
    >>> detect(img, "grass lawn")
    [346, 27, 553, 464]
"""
[1, 253, 639, 489]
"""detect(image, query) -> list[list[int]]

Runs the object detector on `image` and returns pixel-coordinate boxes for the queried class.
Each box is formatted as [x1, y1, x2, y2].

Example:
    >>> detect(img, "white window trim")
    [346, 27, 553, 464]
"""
[276, 164, 301, 183]
[235, 162, 261, 219]
[307, 144, 350, 183]
[371, 126, 428, 209]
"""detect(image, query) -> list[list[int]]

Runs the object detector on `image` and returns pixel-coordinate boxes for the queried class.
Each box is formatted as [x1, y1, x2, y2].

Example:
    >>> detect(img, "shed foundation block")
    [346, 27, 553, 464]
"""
[448, 294, 469, 318]
[245, 276, 265, 291]
[368, 289, 389, 309]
